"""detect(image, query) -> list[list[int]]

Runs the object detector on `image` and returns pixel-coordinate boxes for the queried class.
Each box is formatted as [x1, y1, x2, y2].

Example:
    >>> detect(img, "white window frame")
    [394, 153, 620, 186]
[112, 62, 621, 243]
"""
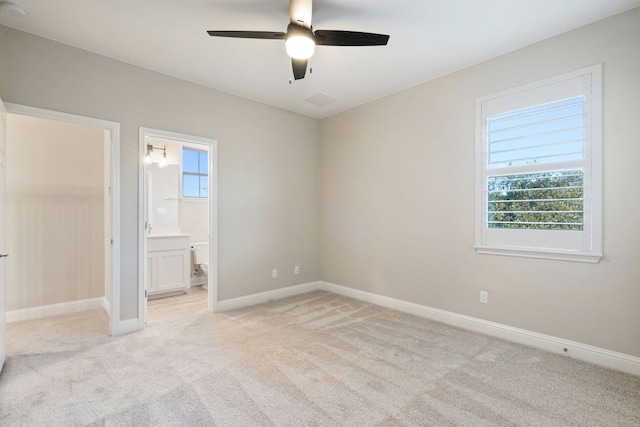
[475, 64, 603, 263]
[182, 147, 209, 199]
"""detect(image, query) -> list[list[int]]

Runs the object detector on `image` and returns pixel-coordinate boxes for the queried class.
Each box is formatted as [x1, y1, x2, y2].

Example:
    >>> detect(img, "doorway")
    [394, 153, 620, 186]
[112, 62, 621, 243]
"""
[3, 103, 120, 336]
[139, 127, 217, 325]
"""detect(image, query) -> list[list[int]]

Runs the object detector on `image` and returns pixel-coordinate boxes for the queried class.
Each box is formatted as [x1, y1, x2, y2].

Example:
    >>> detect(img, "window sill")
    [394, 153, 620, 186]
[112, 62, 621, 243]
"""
[474, 245, 602, 263]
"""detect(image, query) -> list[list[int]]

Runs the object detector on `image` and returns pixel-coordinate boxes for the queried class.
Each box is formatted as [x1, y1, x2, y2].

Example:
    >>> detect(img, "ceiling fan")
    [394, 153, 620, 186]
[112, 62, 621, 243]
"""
[207, 0, 390, 81]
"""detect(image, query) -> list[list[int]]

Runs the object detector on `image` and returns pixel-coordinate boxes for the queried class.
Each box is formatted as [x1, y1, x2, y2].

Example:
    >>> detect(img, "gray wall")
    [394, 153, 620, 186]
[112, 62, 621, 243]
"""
[0, 25, 320, 320]
[2, 8, 639, 359]
[319, 9, 640, 357]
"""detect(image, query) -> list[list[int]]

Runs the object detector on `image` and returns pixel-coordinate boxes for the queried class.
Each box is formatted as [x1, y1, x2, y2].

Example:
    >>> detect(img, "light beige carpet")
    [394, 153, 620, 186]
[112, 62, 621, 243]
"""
[1, 290, 638, 426]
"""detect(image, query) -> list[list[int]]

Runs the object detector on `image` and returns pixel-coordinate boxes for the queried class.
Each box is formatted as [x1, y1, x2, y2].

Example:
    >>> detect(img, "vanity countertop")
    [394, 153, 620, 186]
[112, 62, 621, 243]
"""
[147, 234, 190, 252]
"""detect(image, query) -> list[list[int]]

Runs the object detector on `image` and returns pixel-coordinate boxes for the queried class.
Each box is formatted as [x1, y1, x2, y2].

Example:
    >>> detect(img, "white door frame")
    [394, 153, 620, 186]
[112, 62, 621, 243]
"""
[138, 127, 218, 327]
[0, 96, 7, 371]
[5, 103, 121, 336]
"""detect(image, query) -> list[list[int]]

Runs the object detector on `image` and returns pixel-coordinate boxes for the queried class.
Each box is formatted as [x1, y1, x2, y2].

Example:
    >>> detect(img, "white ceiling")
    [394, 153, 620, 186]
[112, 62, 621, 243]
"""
[1, 0, 638, 119]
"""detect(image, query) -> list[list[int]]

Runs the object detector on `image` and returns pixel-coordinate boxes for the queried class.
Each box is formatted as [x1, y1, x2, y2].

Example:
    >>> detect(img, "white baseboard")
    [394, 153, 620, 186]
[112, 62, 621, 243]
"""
[214, 280, 640, 376]
[102, 297, 110, 316]
[217, 281, 320, 312]
[112, 318, 141, 336]
[6, 297, 105, 323]
[317, 281, 640, 377]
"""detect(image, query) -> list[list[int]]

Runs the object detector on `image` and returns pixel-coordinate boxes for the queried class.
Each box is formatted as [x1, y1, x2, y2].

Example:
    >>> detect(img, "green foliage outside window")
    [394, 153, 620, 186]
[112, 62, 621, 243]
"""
[488, 170, 583, 230]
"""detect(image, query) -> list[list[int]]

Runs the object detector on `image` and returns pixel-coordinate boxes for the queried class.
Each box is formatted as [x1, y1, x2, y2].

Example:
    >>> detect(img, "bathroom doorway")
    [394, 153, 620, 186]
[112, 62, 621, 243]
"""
[138, 128, 217, 325]
[2, 103, 120, 337]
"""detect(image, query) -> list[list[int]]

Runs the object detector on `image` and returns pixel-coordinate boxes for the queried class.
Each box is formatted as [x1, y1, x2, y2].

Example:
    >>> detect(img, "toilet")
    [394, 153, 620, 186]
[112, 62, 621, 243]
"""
[191, 242, 209, 290]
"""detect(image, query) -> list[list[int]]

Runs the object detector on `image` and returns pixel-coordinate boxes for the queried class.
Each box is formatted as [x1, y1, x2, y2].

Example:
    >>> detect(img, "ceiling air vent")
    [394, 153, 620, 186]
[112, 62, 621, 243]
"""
[304, 93, 337, 108]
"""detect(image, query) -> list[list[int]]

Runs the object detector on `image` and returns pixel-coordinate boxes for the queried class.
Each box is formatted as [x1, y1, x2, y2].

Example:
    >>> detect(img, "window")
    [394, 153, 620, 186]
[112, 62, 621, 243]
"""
[475, 65, 602, 262]
[182, 148, 208, 198]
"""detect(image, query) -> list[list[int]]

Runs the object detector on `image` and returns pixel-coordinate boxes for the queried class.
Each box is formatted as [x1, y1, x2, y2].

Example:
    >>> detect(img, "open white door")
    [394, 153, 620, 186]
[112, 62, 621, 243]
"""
[0, 96, 7, 372]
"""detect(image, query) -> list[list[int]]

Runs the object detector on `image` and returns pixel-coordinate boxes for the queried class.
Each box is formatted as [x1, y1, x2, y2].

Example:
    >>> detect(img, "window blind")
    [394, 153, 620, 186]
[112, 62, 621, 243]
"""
[487, 97, 585, 169]
[488, 170, 584, 230]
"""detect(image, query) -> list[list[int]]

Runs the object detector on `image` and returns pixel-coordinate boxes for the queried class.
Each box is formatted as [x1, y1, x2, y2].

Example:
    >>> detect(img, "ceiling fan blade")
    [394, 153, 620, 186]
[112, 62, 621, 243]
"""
[207, 30, 285, 40]
[290, 0, 313, 28]
[291, 58, 308, 80]
[314, 30, 389, 46]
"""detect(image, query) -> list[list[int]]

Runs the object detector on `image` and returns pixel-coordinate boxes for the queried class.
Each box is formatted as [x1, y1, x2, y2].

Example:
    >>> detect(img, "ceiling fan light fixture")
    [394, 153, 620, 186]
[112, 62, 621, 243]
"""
[285, 23, 315, 60]
[285, 34, 315, 60]
[206, 1, 390, 80]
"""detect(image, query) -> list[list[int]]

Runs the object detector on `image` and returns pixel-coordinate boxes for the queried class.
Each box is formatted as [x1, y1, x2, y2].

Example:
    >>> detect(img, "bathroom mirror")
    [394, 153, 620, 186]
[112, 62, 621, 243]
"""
[148, 164, 180, 234]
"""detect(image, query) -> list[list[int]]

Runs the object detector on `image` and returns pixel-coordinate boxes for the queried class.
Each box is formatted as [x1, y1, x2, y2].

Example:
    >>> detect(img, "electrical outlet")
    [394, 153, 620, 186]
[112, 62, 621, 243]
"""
[294, 265, 300, 275]
[272, 269, 278, 279]
[480, 291, 488, 304]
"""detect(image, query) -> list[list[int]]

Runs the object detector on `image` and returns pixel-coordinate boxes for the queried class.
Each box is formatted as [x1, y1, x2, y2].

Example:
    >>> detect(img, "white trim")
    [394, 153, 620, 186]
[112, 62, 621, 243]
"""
[474, 246, 602, 263]
[110, 125, 121, 337]
[176, 277, 640, 375]
[112, 318, 141, 336]
[317, 282, 640, 377]
[138, 128, 148, 331]
[474, 64, 603, 263]
[139, 127, 218, 328]
[6, 298, 105, 323]
[5, 103, 117, 131]
[216, 282, 320, 312]
[4, 103, 121, 336]
[208, 140, 218, 313]
[102, 297, 110, 316]
[476, 64, 602, 105]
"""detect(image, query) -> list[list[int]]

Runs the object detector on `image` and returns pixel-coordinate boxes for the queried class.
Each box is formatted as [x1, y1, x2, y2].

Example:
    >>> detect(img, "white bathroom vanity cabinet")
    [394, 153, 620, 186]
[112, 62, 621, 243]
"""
[146, 234, 190, 295]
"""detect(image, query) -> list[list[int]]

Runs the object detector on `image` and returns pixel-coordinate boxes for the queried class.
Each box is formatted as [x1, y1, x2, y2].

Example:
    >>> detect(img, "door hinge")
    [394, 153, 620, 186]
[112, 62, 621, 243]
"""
[108, 186, 111, 196]
[110, 238, 114, 245]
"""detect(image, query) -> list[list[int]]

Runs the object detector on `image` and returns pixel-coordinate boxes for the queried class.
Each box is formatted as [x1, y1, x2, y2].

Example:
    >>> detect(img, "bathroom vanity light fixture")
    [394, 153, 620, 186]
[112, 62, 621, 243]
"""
[146, 144, 168, 168]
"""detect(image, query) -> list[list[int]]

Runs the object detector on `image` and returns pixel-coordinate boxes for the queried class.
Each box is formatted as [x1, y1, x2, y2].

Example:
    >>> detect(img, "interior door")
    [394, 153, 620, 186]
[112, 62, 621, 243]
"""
[0, 96, 8, 372]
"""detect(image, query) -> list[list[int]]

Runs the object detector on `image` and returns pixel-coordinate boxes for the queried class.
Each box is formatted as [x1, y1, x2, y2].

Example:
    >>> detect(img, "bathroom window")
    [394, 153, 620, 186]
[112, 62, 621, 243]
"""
[182, 148, 208, 198]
